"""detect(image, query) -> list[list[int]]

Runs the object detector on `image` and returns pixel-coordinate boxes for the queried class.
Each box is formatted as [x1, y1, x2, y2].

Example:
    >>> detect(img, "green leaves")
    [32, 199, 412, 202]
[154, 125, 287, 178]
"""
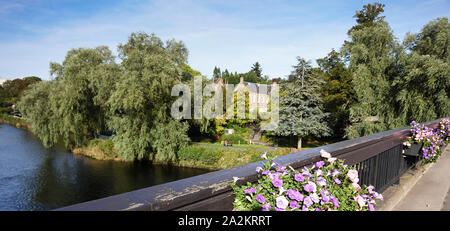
[274, 57, 330, 147]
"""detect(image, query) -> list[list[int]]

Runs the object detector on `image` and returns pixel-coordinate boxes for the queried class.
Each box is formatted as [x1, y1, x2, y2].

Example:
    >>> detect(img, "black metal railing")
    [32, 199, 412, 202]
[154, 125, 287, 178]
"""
[56, 117, 447, 211]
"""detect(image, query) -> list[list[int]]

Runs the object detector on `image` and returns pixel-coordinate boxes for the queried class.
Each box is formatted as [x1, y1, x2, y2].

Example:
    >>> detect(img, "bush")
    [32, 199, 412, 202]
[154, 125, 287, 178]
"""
[222, 134, 248, 145]
[87, 139, 116, 157]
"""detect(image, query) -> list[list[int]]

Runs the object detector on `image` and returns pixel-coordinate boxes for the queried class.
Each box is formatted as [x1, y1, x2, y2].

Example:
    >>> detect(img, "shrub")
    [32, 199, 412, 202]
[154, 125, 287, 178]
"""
[222, 134, 248, 145]
[231, 150, 382, 211]
[87, 139, 116, 157]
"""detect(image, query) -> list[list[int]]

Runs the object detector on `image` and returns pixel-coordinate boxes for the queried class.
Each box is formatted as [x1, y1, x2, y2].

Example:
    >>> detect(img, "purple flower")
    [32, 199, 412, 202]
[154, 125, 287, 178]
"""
[321, 191, 329, 203]
[289, 201, 300, 209]
[315, 208, 321, 211]
[275, 207, 285, 211]
[331, 197, 339, 208]
[303, 196, 313, 207]
[310, 193, 320, 203]
[332, 169, 341, 176]
[294, 173, 305, 182]
[316, 177, 327, 186]
[256, 194, 265, 204]
[272, 177, 283, 188]
[287, 189, 304, 202]
[315, 161, 325, 168]
[261, 170, 270, 175]
[303, 181, 317, 193]
[333, 178, 341, 185]
[315, 169, 323, 176]
[244, 187, 256, 194]
[261, 203, 271, 211]
[368, 203, 375, 211]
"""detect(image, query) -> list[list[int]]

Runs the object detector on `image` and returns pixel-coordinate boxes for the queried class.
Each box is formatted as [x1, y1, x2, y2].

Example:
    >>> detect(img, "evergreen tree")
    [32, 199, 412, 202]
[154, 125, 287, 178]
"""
[274, 57, 330, 149]
[251, 62, 262, 78]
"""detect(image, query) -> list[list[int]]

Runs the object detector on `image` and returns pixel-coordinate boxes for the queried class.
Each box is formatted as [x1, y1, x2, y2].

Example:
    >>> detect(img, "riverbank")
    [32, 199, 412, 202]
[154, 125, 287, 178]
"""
[72, 138, 293, 170]
[0, 113, 31, 130]
[0, 114, 294, 170]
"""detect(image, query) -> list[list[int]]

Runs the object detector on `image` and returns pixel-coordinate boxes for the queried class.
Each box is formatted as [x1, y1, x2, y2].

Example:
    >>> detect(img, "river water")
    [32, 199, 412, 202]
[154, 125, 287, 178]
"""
[0, 124, 210, 211]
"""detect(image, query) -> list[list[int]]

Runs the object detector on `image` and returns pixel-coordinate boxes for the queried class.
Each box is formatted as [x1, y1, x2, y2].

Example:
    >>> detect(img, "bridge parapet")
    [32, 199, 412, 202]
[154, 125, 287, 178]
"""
[56, 117, 447, 211]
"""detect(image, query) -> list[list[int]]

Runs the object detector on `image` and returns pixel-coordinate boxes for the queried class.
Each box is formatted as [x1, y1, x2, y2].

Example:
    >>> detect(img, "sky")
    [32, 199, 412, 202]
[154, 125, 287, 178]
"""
[0, 0, 449, 80]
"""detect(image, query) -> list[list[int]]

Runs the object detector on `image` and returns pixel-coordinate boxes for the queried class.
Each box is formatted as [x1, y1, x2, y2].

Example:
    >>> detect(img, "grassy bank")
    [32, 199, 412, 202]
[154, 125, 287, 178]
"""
[0, 113, 31, 130]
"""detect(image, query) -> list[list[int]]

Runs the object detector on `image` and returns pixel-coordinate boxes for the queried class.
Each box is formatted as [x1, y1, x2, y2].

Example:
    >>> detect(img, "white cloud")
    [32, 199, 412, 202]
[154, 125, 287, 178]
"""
[0, 0, 448, 79]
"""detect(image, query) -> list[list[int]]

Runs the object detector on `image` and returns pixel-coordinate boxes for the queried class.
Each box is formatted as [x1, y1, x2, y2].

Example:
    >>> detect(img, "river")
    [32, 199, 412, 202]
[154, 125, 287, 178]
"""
[0, 124, 210, 211]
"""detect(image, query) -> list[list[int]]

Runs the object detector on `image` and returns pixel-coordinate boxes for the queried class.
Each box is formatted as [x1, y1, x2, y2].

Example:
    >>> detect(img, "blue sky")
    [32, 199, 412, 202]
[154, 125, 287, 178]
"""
[0, 0, 449, 80]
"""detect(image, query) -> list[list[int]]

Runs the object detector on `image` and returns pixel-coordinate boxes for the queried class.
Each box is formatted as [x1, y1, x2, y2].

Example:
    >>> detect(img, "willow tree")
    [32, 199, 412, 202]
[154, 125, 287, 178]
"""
[16, 81, 60, 147]
[394, 17, 450, 124]
[107, 32, 190, 162]
[343, 3, 402, 139]
[18, 46, 120, 148]
[274, 57, 330, 149]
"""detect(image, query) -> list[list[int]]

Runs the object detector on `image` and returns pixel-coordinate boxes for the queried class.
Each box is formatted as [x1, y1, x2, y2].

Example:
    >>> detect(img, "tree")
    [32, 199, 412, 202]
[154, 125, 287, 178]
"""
[107, 32, 190, 162]
[394, 17, 450, 124]
[343, 3, 402, 138]
[19, 46, 120, 148]
[274, 57, 330, 149]
[251, 62, 262, 78]
[348, 2, 386, 34]
[317, 49, 356, 140]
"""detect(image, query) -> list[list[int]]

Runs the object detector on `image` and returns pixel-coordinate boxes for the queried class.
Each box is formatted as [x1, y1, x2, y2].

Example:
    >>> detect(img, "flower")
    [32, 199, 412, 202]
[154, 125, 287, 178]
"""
[260, 152, 268, 160]
[368, 203, 375, 211]
[316, 177, 327, 186]
[303, 196, 313, 207]
[315, 169, 323, 176]
[347, 169, 359, 183]
[276, 196, 289, 209]
[244, 187, 256, 194]
[320, 149, 332, 159]
[256, 194, 265, 204]
[289, 201, 300, 209]
[310, 193, 320, 203]
[233, 177, 239, 183]
[304, 181, 317, 193]
[256, 166, 263, 173]
[333, 178, 341, 185]
[332, 169, 341, 176]
[260, 203, 271, 211]
[328, 157, 337, 163]
[354, 195, 365, 208]
[245, 196, 252, 202]
[352, 182, 361, 191]
[331, 197, 339, 208]
[287, 189, 303, 202]
[272, 177, 283, 188]
[261, 170, 270, 175]
[315, 161, 325, 168]
[294, 173, 305, 182]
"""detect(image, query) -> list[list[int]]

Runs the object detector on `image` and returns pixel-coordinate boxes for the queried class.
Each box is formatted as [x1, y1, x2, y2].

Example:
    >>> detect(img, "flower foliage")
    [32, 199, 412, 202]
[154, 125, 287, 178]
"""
[406, 119, 449, 163]
[231, 150, 382, 211]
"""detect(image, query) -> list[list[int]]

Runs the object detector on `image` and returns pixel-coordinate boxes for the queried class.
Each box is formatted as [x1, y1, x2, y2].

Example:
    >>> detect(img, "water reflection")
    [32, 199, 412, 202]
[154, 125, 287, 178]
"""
[0, 124, 210, 210]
